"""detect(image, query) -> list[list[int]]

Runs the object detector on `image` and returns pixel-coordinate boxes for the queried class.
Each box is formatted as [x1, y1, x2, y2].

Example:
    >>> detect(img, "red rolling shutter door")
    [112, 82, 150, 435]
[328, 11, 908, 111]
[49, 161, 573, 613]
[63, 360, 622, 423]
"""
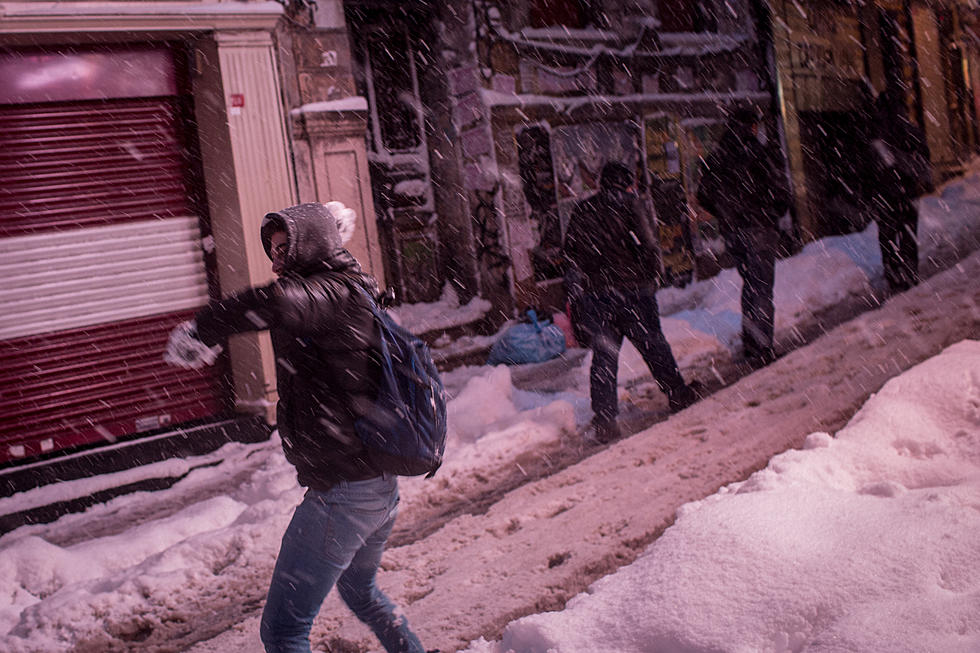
[0, 94, 227, 464]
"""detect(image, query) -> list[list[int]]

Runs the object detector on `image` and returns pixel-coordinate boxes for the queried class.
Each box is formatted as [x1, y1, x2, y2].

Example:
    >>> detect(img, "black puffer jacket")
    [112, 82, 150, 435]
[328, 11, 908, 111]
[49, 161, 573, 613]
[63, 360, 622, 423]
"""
[867, 111, 933, 207]
[195, 203, 384, 490]
[696, 125, 791, 242]
[562, 188, 663, 292]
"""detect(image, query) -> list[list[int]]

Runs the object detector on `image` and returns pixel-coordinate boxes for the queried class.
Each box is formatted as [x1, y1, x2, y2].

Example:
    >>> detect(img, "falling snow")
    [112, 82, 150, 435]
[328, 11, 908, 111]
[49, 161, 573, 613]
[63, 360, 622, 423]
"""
[1, 168, 978, 652]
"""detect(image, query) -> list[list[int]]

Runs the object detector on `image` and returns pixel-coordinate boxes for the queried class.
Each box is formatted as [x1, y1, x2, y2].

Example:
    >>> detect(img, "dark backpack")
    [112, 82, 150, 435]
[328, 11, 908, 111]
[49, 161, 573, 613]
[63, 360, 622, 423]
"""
[350, 284, 448, 478]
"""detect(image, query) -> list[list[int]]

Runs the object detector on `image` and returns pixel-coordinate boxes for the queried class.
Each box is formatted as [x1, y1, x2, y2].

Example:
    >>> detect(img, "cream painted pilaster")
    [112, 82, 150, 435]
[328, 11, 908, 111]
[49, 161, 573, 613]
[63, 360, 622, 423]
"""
[205, 30, 296, 420]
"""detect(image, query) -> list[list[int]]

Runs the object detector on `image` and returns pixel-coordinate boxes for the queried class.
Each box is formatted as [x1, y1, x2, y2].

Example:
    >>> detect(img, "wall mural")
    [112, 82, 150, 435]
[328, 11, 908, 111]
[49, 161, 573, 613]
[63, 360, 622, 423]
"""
[515, 119, 728, 289]
[644, 115, 696, 287]
[551, 121, 639, 235]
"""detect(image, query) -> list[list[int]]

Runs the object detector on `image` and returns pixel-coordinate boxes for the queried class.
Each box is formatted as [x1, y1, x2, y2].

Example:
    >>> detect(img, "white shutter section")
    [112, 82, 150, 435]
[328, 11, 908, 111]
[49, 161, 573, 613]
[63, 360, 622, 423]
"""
[0, 49, 229, 465]
[0, 216, 210, 340]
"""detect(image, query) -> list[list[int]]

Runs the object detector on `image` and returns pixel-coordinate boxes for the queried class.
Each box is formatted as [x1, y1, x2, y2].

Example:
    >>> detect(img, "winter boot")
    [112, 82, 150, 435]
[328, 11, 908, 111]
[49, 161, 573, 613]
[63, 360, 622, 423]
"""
[667, 381, 705, 414]
[590, 418, 622, 444]
[744, 346, 777, 370]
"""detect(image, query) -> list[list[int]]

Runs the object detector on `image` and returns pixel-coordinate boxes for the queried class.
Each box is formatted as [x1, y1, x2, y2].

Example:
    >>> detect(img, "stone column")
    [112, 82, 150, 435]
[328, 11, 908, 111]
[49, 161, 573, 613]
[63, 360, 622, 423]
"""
[194, 30, 296, 420]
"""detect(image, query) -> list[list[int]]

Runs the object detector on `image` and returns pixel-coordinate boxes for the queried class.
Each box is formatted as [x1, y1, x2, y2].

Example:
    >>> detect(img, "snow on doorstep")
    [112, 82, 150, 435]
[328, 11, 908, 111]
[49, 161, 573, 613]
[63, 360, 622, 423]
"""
[467, 340, 980, 653]
[389, 283, 491, 335]
[290, 96, 368, 114]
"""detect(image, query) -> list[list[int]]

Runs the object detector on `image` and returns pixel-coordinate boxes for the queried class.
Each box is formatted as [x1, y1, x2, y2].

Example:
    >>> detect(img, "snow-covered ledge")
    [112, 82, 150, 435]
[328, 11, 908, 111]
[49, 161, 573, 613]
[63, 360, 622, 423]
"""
[291, 97, 370, 114]
[480, 87, 772, 116]
[0, 1, 283, 33]
[290, 97, 369, 139]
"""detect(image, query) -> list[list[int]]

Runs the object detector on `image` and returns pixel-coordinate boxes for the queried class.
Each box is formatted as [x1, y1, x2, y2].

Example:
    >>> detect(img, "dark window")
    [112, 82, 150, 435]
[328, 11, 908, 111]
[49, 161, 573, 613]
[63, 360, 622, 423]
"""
[530, 0, 584, 28]
[517, 126, 563, 281]
[365, 29, 421, 152]
[798, 111, 870, 236]
[529, 0, 608, 29]
[658, 1, 716, 33]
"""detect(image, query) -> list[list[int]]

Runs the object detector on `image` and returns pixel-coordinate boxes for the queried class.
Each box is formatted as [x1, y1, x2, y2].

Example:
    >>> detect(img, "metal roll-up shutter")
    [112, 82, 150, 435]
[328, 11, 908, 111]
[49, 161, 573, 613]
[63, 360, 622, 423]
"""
[0, 50, 227, 465]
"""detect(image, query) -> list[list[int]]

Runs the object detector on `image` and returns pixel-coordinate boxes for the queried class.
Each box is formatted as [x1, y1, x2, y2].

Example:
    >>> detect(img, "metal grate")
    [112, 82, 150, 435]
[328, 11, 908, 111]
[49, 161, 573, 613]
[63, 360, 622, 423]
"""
[0, 93, 227, 465]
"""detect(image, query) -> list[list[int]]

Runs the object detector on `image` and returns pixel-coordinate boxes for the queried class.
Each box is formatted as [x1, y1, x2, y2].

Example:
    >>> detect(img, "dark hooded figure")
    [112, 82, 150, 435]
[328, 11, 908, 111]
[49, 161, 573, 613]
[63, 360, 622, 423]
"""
[168, 203, 427, 653]
[864, 89, 934, 293]
[562, 162, 701, 444]
[696, 106, 791, 368]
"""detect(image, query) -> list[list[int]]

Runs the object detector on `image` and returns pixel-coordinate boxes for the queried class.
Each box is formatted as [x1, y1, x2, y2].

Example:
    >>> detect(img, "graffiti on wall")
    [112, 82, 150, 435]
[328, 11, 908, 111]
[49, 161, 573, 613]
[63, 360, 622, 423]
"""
[645, 115, 695, 286]
[551, 122, 639, 233]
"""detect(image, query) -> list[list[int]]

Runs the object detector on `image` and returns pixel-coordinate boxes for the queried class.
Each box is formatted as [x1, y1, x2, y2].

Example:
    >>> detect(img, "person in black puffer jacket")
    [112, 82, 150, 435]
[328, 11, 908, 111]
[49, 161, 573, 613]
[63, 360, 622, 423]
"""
[194, 204, 382, 491]
[697, 106, 791, 368]
[167, 202, 428, 653]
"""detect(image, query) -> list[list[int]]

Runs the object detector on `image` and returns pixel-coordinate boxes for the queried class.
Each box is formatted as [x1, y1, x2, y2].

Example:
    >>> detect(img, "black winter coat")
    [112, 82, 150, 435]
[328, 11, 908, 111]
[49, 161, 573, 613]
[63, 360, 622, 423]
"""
[866, 113, 933, 208]
[195, 203, 384, 491]
[562, 187, 663, 292]
[696, 129, 791, 244]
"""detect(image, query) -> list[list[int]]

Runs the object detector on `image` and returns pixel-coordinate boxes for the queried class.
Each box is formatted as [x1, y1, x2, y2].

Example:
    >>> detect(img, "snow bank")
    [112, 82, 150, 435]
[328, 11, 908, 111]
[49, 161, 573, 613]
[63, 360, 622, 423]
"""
[1, 167, 979, 653]
[637, 169, 980, 375]
[389, 283, 491, 335]
[468, 340, 980, 653]
[0, 361, 578, 651]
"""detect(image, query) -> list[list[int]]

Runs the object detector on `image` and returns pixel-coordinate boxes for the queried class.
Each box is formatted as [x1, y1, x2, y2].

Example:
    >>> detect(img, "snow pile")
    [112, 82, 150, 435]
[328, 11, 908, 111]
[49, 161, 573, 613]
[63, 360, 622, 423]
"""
[0, 443, 297, 653]
[618, 230, 875, 379]
[0, 366, 577, 651]
[448, 365, 522, 442]
[398, 363, 578, 504]
[0, 168, 978, 652]
[623, 171, 980, 375]
[468, 340, 980, 653]
[389, 283, 492, 334]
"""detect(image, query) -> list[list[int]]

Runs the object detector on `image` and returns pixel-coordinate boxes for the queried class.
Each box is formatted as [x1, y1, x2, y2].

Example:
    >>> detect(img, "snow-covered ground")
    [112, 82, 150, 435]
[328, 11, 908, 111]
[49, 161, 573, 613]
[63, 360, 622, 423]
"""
[1, 168, 980, 652]
[466, 340, 980, 653]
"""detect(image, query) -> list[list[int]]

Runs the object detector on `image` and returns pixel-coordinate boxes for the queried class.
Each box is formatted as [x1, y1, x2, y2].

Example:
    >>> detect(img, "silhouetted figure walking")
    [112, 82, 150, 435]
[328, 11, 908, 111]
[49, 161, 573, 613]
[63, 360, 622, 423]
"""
[563, 162, 700, 443]
[865, 89, 933, 293]
[697, 107, 791, 368]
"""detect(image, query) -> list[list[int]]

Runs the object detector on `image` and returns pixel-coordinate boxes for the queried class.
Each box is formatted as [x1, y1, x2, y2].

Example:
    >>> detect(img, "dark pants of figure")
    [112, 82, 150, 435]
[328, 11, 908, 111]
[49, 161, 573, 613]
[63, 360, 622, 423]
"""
[576, 285, 687, 425]
[564, 267, 591, 349]
[876, 201, 919, 292]
[727, 228, 777, 362]
[260, 476, 424, 653]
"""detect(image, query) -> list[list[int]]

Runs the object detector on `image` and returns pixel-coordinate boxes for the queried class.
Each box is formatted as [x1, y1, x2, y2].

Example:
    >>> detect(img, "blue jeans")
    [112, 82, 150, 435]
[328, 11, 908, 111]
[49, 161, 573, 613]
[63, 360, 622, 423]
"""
[577, 286, 686, 424]
[260, 475, 425, 653]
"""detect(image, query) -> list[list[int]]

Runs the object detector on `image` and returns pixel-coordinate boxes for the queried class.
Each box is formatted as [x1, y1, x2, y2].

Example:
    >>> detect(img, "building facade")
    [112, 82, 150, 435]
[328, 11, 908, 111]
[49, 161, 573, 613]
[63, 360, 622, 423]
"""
[2, 0, 978, 475]
[338, 0, 783, 313]
[769, 0, 980, 239]
[0, 1, 382, 470]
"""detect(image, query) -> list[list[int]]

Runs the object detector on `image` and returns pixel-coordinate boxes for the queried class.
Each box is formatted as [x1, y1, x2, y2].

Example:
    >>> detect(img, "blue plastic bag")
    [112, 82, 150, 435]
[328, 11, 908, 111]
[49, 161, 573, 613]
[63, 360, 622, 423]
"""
[487, 309, 567, 366]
